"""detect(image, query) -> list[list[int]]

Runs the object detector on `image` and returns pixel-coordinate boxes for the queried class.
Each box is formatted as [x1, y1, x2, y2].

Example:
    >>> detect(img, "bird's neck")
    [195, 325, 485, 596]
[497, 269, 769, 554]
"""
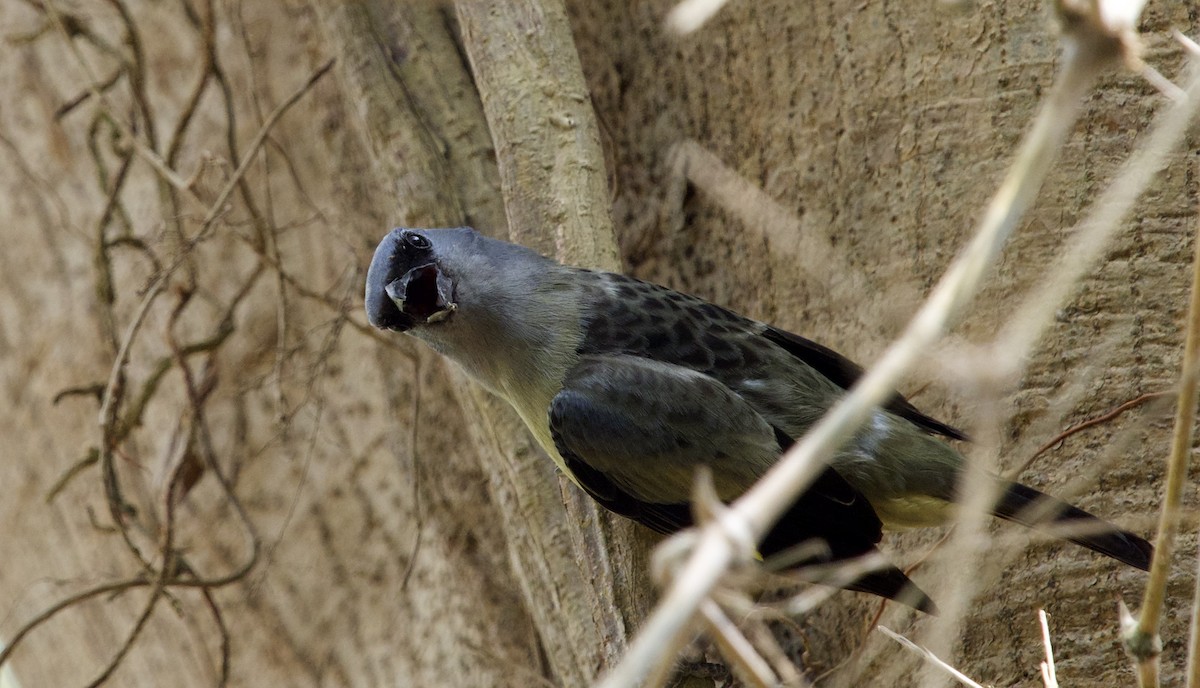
[411, 269, 584, 422]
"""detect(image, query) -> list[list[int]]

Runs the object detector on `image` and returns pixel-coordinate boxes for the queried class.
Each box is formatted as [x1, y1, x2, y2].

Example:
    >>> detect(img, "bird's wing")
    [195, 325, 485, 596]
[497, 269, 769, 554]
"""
[571, 271, 964, 441]
[549, 354, 883, 558]
[549, 353, 937, 611]
[549, 354, 778, 506]
[759, 324, 968, 441]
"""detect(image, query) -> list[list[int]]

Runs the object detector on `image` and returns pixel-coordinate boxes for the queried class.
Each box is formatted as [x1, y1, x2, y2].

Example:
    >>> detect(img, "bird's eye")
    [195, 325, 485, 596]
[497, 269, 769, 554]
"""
[403, 232, 431, 250]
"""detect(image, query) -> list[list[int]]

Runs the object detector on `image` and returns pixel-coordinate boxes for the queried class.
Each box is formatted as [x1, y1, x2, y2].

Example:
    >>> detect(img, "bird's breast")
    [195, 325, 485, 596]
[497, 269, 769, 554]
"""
[501, 377, 581, 487]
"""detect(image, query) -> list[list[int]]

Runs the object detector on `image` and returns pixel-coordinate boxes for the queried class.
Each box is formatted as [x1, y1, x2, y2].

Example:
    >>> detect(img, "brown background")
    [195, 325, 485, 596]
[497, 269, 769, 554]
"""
[0, 1, 1195, 686]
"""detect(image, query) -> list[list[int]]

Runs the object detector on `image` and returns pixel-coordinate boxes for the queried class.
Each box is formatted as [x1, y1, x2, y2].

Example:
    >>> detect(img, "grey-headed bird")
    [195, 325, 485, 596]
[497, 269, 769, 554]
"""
[364, 227, 1152, 612]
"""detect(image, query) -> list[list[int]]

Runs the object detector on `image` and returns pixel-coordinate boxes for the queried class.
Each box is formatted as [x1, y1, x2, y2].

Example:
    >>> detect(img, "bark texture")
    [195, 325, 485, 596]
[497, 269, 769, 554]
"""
[0, 1, 1195, 686]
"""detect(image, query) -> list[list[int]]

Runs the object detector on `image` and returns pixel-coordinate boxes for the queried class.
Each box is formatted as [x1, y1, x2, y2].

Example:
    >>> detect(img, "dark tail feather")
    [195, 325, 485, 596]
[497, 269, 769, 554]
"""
[770, 550, 939, 614]
[993, 481, 1153, 571]
[846, 567, 939, 614]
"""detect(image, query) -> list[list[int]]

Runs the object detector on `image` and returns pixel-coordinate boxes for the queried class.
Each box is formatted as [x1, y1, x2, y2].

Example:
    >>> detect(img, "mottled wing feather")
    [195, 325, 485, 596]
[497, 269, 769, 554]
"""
[548, 354, 780, 504]
[574, 270, 965, 442]
[549, 356, 936, 611]
[759, 325, 968, 441]
[549, 362, 884, 556]
[547, 359, 887, 554]
[575, 273, 781, 377]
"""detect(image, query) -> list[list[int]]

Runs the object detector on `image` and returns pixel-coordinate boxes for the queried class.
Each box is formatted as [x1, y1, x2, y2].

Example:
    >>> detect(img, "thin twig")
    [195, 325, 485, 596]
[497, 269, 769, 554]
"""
[98, 56, 335, 428]
[698, 600, 777, 688]
[88, 378, 196, 687]
[1014, 392, 1170, 477]
[200, 588, 231, 688]
[87, 52, 338, 564]
[894, 385, 1171, 618]
[2, 5, 338, 683]
[876, 626, 986, 688]
[0, 579, 150, 667]
[1179, 169, 1200, 688]
[44, 448, 100, 503]
[210, 0, 269, 246]
[44, 1, 194, 194]
[84, 577, 165, 688]
[990, 56, 1200, 375]
[104, 0, 156, 150]
[740, 616, 809, 688]
[253, 283, 350, 590]
[197, 57, 335, 232]
[55, 67, 123, 119]
[1124, 106, 1200, 685]
[164, 0, 214, 169]
[1039, 609, 1059, 688]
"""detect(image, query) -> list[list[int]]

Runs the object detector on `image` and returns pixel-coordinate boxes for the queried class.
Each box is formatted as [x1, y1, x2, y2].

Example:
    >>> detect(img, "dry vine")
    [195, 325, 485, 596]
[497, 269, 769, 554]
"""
[0, 2, 342, 684]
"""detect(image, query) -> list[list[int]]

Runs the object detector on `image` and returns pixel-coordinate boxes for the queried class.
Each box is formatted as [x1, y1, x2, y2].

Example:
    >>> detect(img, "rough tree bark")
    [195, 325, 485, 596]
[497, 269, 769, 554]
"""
[0, 1, 1195, 687]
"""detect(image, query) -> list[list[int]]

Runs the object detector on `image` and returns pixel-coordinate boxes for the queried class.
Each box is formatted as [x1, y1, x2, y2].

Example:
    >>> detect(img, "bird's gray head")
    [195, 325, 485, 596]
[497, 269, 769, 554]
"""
[365, 226, 553, 336]
[364, 227, 467, 332]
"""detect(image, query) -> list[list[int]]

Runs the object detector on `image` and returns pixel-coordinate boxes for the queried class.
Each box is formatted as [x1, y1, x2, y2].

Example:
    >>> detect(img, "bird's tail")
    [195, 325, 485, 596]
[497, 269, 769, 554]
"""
[767, 550, 940, 614]
[992, 481, 1153, 571]
[845, 568, 939, 615]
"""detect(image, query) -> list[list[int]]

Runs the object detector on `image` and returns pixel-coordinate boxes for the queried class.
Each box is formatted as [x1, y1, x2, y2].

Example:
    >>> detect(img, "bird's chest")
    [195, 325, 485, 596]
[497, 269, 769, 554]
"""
[446, 334, 575, 472]
[499, 374, 578, 481]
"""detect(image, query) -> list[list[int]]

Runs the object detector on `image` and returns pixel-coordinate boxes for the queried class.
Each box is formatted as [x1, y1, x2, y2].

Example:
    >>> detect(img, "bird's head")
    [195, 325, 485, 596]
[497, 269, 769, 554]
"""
[365, 227, 462, 333]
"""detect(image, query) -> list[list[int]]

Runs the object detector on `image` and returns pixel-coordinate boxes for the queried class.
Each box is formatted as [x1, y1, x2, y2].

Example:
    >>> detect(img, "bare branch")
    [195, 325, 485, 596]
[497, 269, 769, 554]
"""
[698, 600, 777, 688]
[876, 626, 986, 688]
[1120, 63, 1200, 682]
[1039, 610, 1059, 688]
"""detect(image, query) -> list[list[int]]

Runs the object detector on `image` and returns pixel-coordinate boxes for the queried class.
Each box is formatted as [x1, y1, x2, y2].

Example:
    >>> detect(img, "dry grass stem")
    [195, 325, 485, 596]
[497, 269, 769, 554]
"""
[741, 618, 809, 688]
[1181, 176, 1200, 688]
[876, 626, 987, 688]
[991, 58, 1200, 371]
[1124, 98, 1200, 686]
[1039, 610, 1059, 688]
[665, 140, 912, 310]
[698, 600, 778, 688]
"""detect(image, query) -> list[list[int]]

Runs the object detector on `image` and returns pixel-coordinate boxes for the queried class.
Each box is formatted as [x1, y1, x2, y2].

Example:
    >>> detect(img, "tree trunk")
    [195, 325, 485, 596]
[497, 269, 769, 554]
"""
[0, 1, 1193, 686]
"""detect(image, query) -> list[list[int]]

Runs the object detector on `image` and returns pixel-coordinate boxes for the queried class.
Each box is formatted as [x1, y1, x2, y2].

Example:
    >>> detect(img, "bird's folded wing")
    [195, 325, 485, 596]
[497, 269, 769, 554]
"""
[548, 354, 883, 555]
[548, 354, 938, 611]
[760, 324, 968, 441]
[550, 354, 779, 502]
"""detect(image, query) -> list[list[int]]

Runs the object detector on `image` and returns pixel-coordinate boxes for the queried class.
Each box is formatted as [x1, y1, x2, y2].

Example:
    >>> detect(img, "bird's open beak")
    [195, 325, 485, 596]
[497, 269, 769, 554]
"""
[384, 263, 457, 325]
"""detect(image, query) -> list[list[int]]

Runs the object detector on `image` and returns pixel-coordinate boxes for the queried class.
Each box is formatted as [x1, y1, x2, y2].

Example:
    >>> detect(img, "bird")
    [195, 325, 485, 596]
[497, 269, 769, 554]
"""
[364, 226, 1153, 612]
